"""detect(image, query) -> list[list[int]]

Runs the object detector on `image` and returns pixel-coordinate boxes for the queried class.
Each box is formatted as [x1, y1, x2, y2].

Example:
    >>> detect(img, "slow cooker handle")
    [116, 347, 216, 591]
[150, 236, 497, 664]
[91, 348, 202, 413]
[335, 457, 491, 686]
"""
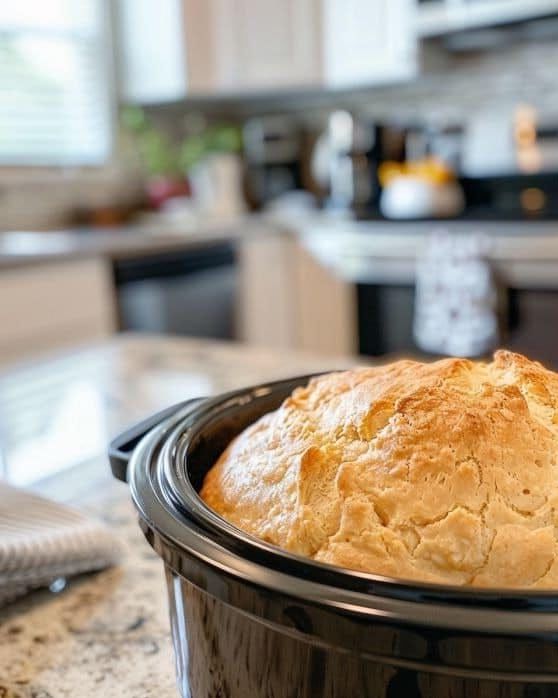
[108, 398, 204, 483]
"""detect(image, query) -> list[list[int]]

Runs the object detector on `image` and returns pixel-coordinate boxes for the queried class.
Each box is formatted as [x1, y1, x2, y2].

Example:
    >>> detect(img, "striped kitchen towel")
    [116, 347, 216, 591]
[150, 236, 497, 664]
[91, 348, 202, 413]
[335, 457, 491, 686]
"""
[0, 482, 121, 606]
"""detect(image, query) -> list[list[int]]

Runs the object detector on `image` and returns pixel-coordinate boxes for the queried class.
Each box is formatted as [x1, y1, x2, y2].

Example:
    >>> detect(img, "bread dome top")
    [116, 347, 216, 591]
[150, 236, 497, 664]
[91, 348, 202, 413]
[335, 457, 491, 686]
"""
[201, 351, 558, 587]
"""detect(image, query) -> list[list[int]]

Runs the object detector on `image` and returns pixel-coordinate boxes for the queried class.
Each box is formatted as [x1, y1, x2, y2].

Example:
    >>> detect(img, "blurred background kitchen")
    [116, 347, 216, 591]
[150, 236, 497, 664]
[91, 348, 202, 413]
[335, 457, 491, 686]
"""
[3, 0, 558, 369]
[5, 2, 558, 688]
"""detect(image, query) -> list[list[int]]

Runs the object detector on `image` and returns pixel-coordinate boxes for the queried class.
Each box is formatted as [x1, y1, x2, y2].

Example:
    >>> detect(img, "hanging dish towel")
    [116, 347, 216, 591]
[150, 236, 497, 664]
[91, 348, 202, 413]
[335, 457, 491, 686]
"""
[0, 482, 121, 606]
[414, 232, 500, 357]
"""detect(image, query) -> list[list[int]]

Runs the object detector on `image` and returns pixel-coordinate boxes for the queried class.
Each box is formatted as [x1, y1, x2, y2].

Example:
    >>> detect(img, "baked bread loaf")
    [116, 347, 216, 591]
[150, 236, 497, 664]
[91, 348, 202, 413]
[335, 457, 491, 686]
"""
[201, 351, 558, 587]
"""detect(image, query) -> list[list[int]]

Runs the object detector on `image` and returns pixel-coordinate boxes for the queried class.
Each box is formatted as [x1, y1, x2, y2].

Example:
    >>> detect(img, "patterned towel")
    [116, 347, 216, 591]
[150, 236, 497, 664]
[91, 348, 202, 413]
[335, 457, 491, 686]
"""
[0, 482, 121, 606]
[414, 232, 500, 357]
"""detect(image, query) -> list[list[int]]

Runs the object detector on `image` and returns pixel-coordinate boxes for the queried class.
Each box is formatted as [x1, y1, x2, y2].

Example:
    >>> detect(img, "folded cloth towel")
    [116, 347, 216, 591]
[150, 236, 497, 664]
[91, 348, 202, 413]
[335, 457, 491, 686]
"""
[414, 232, 500, 357]
[0, 481, 121, 606]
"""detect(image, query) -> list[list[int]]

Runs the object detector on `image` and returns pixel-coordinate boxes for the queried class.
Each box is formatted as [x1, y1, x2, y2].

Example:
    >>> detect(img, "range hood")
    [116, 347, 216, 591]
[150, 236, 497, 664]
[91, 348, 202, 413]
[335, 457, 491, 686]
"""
[417, 0, 558, 38]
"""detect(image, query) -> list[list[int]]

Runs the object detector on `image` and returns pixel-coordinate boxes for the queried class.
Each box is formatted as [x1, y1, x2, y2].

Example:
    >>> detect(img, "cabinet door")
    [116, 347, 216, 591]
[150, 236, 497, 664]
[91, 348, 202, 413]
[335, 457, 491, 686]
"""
[210, 0, 321, 91]
[117, 0, 187, 103]
[238, 232, 357, 356]
[237, 233, 296, 348]
[292, 241, 358, 356]
[0, 258, 116, 366]
[322, 0, 416, 87]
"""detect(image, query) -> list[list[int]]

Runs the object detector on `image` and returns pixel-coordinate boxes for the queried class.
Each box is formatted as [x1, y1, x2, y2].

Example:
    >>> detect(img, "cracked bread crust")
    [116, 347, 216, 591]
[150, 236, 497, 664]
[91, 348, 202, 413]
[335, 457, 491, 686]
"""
[200, 351, 558, 587]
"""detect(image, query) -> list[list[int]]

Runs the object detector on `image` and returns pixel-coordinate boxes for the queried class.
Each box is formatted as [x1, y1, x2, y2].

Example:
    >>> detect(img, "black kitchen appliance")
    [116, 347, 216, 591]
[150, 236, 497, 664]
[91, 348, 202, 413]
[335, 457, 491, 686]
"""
[242, 115, 307, 209]
[456, 107, 558, 220]
[355, 108, 558, 221]
[113, 242, 237, 339]
[459, 173, 558, 220]
[110, 378, 558, 697]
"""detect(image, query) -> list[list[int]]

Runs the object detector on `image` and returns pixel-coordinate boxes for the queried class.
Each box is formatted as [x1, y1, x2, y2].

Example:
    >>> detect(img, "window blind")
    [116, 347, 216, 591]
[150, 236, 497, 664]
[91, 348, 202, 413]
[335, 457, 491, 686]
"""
[0, 0, 112, 166]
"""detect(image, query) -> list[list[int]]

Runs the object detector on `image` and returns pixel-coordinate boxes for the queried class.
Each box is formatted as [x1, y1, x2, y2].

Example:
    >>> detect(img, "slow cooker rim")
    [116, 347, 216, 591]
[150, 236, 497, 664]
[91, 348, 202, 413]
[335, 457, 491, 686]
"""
[129, 424, 558, 652]
[127, 377, 558, 618]
[160, 378, 558, 607]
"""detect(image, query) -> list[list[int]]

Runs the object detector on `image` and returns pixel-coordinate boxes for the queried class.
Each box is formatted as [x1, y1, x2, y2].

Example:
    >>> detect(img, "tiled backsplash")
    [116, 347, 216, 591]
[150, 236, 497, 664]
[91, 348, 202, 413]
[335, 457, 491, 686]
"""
[0, 156, 146, 231]
[352, 39, 558, 125]
[229, 38, 558, 125]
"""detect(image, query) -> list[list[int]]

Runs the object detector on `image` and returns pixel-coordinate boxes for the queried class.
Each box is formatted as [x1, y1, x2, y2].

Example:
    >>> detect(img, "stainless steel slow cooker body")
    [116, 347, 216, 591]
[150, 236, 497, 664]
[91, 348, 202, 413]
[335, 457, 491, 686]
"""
[109, 376, 558, 698]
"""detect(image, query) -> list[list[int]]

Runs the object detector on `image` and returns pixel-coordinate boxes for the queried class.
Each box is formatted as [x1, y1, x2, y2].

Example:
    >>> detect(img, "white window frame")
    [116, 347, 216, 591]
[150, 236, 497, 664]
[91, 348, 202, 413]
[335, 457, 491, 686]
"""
[0, 0, 116, 168]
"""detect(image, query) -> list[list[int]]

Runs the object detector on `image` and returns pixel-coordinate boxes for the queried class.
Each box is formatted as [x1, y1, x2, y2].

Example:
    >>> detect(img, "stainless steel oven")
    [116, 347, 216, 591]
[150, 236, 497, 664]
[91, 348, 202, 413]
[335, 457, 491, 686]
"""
[114, 242, 237, 340]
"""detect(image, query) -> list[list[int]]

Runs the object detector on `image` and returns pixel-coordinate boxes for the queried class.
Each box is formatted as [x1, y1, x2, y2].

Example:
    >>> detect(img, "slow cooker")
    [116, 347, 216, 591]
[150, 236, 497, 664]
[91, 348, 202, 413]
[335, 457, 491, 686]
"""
[109, 375, 558, 697]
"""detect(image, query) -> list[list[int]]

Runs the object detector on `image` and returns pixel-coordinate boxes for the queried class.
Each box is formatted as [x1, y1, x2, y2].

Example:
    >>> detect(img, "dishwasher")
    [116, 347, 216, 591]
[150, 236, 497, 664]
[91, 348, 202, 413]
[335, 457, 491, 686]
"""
[114, 242, 237, 339]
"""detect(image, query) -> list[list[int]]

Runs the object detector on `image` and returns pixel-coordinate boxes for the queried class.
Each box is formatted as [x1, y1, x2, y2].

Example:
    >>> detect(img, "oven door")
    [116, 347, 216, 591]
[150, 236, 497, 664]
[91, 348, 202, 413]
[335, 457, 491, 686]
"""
[114, 243, 237, 339]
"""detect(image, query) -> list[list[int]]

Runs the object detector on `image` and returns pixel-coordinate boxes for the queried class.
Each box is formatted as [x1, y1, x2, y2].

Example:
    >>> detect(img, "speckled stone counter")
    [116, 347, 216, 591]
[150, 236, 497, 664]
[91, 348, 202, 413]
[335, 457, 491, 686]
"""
[0, 219, 250, 270]
[0, 335, 349, 697]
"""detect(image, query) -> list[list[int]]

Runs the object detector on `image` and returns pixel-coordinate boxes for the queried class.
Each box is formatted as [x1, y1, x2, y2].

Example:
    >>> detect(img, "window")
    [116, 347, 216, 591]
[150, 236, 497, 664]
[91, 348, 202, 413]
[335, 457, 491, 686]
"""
[0, 0, 112, 166]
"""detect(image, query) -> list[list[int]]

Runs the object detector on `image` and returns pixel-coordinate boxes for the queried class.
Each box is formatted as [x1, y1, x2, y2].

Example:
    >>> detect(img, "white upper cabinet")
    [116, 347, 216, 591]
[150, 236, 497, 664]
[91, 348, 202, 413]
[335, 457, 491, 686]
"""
[118, 0, 416, 101]
[322, 0, 416, 87]
[117, 0, 188, 103]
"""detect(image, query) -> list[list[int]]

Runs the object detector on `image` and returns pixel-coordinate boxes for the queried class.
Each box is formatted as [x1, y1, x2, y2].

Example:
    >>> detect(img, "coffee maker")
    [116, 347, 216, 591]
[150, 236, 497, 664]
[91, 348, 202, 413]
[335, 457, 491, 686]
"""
[242, 115, 306, 210]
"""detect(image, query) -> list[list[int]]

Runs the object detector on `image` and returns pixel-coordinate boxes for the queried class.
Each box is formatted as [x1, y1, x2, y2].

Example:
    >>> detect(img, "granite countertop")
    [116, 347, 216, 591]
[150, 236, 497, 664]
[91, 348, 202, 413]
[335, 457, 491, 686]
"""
[293, 216, 558, 288]
[0, 217, 257, 270]
[0, 335, 349, 698]
[5, 212, 558, 288]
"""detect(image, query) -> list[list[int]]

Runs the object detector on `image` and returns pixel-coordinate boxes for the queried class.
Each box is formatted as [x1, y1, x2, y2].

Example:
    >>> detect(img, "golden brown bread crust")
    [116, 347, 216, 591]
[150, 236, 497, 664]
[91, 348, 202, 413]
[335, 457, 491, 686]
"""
[200, 351, 558, 587]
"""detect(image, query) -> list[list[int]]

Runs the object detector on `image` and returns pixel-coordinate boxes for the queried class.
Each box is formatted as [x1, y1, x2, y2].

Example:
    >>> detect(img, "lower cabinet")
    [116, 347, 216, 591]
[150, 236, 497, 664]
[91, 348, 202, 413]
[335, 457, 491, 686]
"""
[238, 232, 357, 356]
[0, 257, 116, 366]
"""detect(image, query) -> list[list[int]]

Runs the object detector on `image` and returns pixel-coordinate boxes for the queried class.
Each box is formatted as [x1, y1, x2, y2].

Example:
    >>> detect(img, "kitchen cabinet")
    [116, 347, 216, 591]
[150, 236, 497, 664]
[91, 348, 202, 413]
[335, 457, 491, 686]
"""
[0, 258, 116, 366]
[116, 0, 187, 102]
[322, 0, 416, 87]
[238, 231, 357, 356]
[199, 0, 322, 91]
[185, 0, 416, 92]
[119, 0, 416, 101]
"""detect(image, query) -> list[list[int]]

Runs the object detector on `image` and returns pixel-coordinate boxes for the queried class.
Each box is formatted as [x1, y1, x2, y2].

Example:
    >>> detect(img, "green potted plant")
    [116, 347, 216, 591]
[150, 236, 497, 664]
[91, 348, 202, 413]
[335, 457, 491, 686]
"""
[121, 106, 190, 209]
[121, 106, 242, 215]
